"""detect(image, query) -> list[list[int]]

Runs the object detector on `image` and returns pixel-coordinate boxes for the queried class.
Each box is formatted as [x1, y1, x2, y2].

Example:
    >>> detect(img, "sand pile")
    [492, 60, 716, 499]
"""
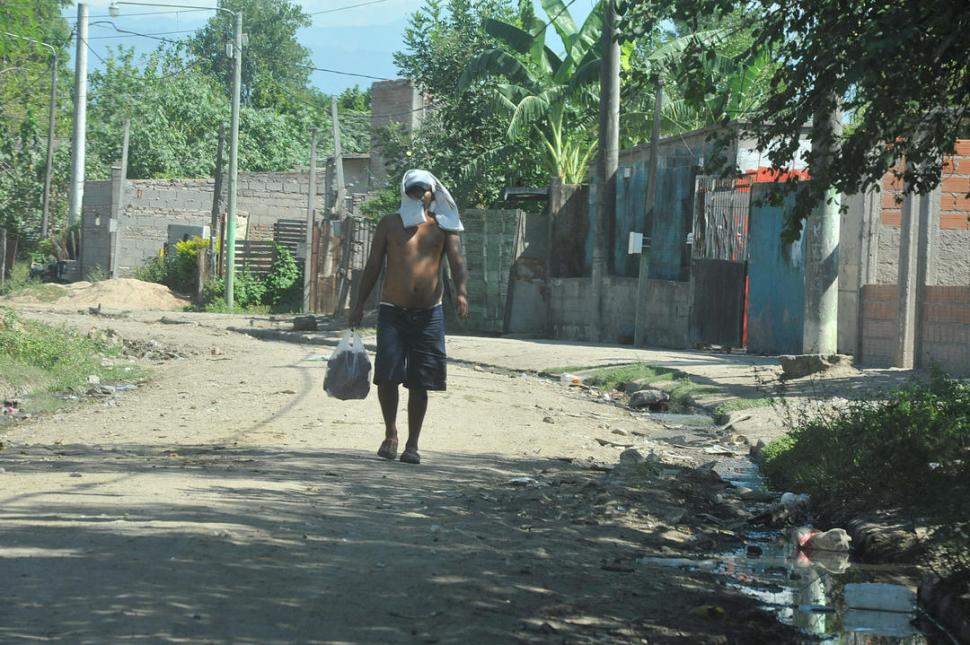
[62, 279, 188, 311]
[5, 279, 188, 311]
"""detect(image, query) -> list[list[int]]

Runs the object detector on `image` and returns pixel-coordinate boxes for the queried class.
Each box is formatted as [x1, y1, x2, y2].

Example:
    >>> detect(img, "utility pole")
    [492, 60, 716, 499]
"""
[4, 33, 59, 239]
[803, 102, 842, 354]
[224, 10, 243, 308]
[303, 128, 318, 313]
[111, 118, 130, 279]
[41, 53, 58, 239]
[209, 123, 225, 280]
[330, 97, 346, 217]
[68, 2, 88, 229]
[634, 77, 663, 346]
[592, 0, 620, 342]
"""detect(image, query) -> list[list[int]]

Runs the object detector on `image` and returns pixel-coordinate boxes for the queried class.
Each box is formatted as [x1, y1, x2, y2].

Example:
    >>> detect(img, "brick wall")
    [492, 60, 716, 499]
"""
[859, 284, 970, 375]
[860, 284, 898, 367]
[876, 141, 970, 286]
[921, 286, 970, 373]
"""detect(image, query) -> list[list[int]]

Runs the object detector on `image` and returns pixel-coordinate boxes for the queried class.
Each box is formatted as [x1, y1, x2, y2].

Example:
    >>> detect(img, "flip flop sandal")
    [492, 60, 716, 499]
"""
[399, 448, 421, 465]
[377, 438, 398, 461]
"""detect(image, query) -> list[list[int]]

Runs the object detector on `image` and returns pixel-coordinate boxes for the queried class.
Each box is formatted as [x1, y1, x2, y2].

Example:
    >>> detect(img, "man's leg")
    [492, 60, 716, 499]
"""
[377, 382, 399, 441]
[405, 388, 428, 452]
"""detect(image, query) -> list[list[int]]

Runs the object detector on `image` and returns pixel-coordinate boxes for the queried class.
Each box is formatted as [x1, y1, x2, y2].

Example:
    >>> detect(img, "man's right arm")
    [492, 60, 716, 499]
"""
[349, 217, 389, 328]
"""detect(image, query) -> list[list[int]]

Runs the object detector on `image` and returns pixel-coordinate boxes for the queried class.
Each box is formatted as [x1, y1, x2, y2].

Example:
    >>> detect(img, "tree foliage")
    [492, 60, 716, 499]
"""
[0, 1, 72, 237]
[619, 0, 970, 239]
[458, 0, 604, 183]
[189, 0, 312, 110]
[389, 0, 547, 207]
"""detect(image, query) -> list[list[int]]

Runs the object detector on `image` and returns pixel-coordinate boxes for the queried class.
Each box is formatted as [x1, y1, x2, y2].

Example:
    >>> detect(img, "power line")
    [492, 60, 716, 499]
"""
[310, 0, 391, 16]
[88, 28, 197, 41]
[89, 21, 191, 44]
[297, 64, 391, 81]
[67, 7, 212, 21]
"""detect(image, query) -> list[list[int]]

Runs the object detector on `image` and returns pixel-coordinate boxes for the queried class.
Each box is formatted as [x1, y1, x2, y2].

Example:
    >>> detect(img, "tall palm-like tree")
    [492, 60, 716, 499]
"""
[459, 0, 604, 183]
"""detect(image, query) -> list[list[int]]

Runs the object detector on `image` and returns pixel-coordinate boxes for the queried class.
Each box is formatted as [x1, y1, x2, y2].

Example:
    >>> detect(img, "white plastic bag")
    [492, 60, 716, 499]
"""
[323, 330, 371, 400]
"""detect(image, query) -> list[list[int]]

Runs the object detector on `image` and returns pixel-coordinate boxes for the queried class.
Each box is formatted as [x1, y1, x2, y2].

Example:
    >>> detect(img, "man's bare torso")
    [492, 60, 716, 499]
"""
[380, 213, 447, 309]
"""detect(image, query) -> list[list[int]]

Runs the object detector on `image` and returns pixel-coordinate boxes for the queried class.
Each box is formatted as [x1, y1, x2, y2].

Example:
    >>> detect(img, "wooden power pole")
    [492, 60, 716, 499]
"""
[303, 128, 318, 313]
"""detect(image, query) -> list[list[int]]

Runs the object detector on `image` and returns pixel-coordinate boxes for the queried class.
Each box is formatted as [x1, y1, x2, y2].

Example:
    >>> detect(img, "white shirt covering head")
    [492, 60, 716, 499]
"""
[399, 169, 464, 232]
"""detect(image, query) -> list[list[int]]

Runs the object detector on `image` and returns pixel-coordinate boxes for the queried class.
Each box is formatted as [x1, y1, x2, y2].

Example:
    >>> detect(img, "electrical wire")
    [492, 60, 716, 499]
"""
[309, 0, 391, 16]
[88, 28, 197, 41]
[297, 64, 391, 82]
[67, 7, 212, 21]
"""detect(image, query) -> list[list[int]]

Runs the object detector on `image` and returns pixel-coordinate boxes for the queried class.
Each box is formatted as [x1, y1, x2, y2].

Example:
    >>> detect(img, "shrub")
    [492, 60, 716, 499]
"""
[264, 244, 302, 312]
[762, 372, 970, 512]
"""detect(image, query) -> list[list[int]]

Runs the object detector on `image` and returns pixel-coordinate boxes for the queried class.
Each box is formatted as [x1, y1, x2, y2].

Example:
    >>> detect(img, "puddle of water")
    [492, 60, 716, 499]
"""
[644, 412, 715, 427]
[641, 458, 932, 643]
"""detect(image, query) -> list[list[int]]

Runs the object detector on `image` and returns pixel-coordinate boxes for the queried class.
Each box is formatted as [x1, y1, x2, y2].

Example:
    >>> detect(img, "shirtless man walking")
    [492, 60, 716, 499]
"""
[349, 169, 469, 465]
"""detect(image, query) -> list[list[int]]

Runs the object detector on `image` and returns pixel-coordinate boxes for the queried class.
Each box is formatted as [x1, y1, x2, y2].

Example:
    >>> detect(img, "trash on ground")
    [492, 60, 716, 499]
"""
[791, 526, 852, 552]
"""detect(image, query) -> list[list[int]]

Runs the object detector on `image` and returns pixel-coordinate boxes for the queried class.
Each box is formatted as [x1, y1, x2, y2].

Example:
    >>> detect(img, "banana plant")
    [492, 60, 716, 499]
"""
[459, 0, 604, 183]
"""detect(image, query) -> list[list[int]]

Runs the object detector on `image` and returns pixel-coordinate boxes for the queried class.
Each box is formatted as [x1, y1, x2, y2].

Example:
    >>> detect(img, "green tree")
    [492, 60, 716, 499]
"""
[619, 0, 970, 238]
[390, 0, 546, 207]
[458, 0, 604, 183]
[0, 1, 72, 238]
[190, 0, 312, 110]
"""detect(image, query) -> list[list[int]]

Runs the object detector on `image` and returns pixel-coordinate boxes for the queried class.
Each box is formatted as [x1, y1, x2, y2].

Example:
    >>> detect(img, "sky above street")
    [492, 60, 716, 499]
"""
[61, 0, 597, 96]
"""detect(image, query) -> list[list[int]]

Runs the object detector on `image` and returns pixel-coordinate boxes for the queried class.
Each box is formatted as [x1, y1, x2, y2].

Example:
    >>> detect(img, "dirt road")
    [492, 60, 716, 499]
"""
[0, 309, 798, 644]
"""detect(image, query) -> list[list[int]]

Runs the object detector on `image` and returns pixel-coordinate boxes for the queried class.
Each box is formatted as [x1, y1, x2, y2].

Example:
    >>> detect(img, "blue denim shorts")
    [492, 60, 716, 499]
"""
[374, 303, 447, 390]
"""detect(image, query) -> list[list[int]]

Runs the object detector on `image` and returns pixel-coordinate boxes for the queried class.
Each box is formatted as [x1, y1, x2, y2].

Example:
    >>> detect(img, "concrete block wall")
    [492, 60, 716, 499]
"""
[861, 284, 970, 375]
[370, 79, 426, 180]
[641, 279, 690, 349]
[547, 276, 636, 343]
[921, 286, 970, 374]
[80, 171, 329, 279]
[859, 284, 897, 367]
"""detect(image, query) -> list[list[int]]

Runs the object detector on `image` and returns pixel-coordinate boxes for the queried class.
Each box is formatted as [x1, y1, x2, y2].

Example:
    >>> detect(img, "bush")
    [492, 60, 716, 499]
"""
[762, 373, 970, 512]
[132, 236, 211, 294]
[264, 245, 302, 312]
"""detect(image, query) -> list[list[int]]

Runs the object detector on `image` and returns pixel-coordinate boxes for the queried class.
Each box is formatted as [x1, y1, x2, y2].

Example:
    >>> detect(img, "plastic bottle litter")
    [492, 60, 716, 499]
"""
[560, 373, 582, 385]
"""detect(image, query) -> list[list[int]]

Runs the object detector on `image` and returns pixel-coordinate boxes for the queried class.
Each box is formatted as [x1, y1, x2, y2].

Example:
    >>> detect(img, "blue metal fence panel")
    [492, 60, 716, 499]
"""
[747, 185, 806, 355]
[648, 164, 695, 281]
[613, 160, 647, 277]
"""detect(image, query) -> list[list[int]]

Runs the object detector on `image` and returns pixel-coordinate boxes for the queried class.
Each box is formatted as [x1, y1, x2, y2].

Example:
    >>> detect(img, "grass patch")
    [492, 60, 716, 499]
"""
[0, 307, 145, 410]
[0, 262, 64, 302]
[186, 299, 272, 315]
[761, 373, 969, 513]
[542, 362, 683, 390]
[713, 397, 773, 418]
[543, 362, 716, 412]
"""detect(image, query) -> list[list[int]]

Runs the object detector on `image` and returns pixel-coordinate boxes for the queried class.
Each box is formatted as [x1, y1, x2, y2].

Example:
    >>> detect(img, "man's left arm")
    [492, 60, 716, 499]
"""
[444, 231, 469, 320]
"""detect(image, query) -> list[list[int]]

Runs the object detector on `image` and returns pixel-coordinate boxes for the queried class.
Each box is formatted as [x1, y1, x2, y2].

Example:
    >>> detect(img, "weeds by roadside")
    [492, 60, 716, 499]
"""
[0, 307, 144, 402]
[761, 372, 969, 511]
[0, 262, 63, 302]
[543, 362, 715, 412]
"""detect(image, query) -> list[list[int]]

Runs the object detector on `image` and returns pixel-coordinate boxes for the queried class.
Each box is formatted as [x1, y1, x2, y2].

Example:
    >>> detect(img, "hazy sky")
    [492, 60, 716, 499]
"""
[62, 0, 598, 96]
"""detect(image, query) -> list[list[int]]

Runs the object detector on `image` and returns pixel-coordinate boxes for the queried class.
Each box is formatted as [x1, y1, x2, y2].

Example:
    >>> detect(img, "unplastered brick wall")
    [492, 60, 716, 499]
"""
[877, 141, 970, 286]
